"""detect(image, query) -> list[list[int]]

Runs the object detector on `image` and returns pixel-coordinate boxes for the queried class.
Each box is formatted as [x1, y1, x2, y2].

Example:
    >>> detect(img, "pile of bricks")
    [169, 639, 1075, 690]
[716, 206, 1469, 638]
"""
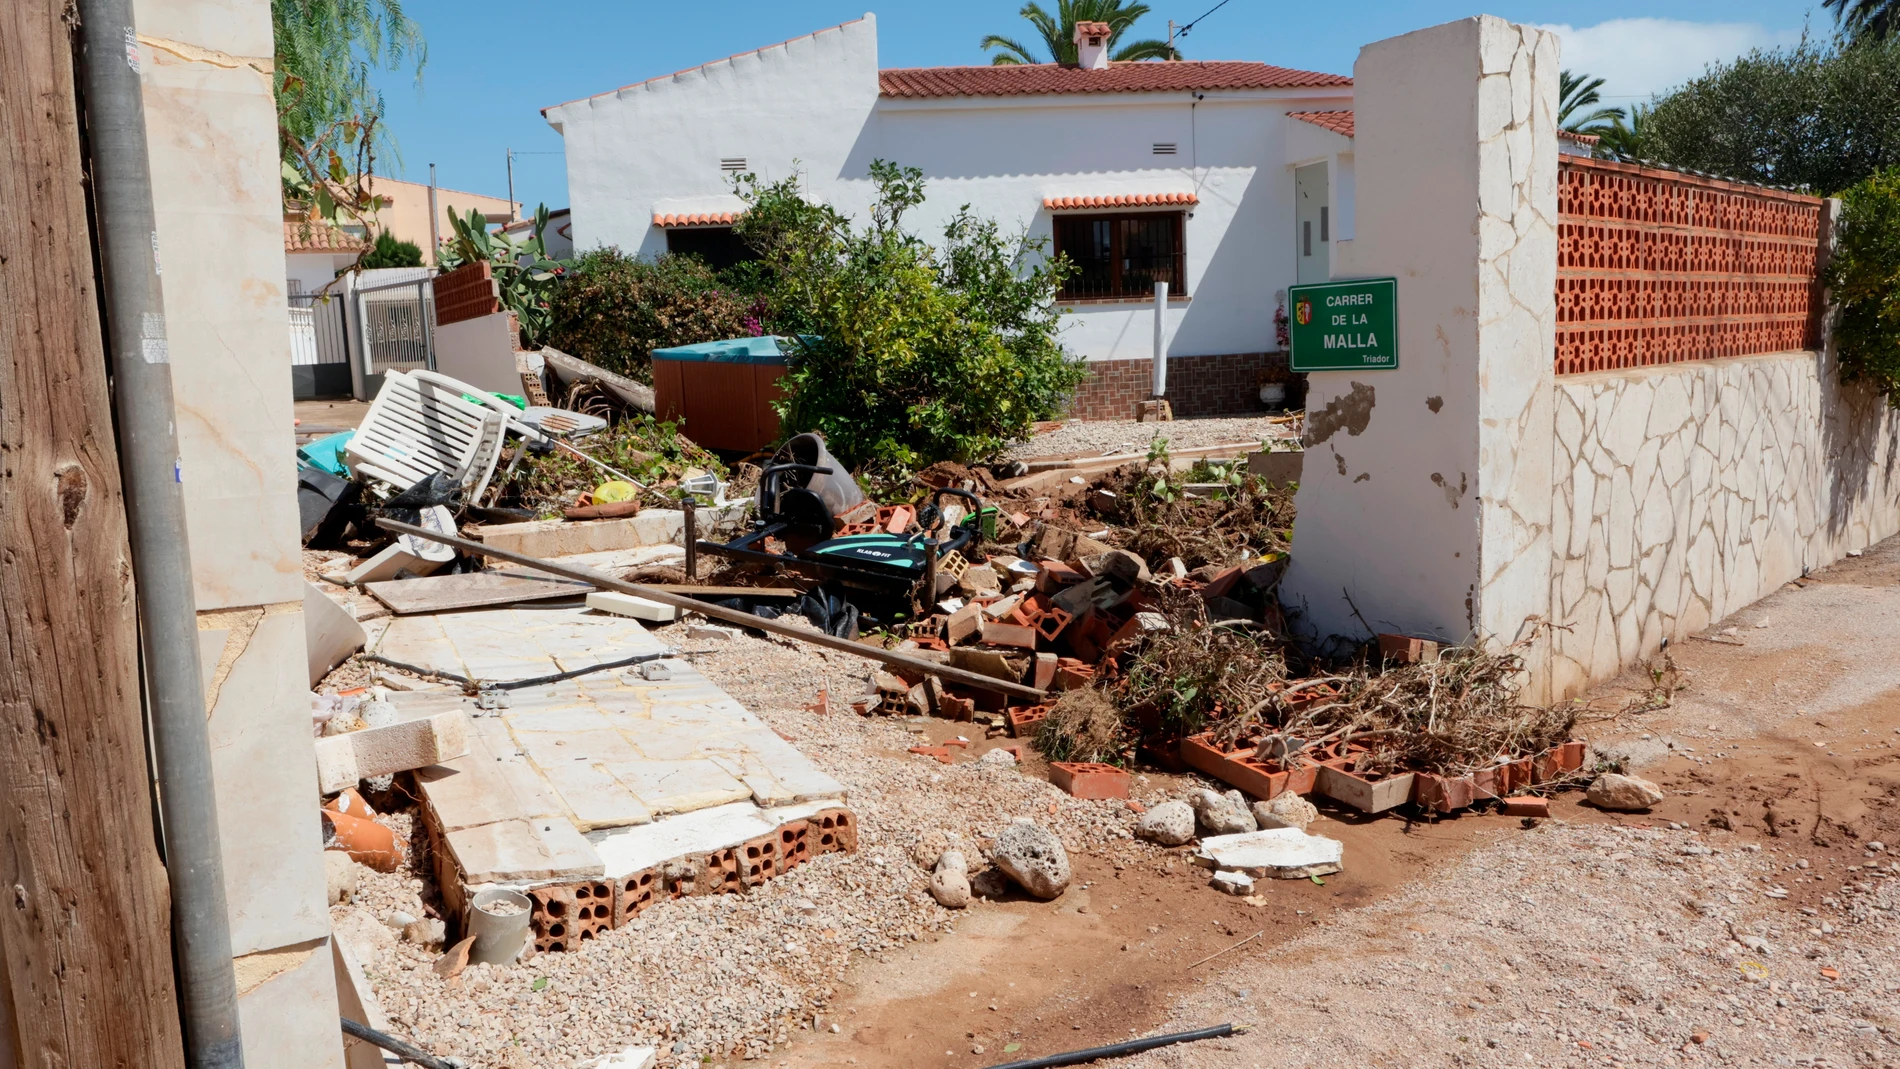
[525, 809, 856, 954]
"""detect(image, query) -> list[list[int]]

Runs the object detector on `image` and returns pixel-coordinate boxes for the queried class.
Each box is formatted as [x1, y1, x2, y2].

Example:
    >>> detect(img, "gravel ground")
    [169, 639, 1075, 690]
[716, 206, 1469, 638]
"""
[1120, 820, 1900, 1069]
[1004, 415, 1299, 462]
[336, 617, 1167, 1069]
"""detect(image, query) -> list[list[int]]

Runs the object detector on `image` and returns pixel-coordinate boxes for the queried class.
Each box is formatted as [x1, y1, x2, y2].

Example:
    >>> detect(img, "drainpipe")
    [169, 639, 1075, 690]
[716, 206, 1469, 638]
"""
[76, 3, 246, 1067]
[1152, 280, 1169, 397]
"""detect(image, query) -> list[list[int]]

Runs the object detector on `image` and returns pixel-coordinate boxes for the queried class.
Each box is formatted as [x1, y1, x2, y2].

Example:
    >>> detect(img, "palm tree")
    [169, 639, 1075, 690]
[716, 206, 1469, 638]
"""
[981, 0, 1179, 66]
[1825, 0, 1900, 41]
[1559, 69, 1626, 134]
[1593, 103, 1649, 159]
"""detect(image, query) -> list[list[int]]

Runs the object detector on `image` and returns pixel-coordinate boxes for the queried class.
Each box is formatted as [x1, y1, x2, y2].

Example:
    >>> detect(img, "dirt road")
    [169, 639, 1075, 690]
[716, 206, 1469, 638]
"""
[773, 539, 1900, 1069]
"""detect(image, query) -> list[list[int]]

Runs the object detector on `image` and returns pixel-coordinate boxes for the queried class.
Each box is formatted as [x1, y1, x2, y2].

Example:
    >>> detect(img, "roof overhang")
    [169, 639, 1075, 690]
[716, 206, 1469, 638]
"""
[1042, 192, 1198, 211]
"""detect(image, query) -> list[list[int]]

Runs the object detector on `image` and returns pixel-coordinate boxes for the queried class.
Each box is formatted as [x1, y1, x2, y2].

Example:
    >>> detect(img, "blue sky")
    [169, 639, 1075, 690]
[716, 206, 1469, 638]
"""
[369, 2, 1816, 211]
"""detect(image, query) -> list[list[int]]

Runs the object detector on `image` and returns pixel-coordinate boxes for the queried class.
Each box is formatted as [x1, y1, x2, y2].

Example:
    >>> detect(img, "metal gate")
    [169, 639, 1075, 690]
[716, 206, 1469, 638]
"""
[288, 292, 353, 399]
[351, 277, 437, 398]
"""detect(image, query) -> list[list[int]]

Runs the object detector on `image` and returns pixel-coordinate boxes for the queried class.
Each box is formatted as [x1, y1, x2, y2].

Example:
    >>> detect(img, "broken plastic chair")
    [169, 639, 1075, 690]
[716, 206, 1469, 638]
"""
[345, 370, 514, 500]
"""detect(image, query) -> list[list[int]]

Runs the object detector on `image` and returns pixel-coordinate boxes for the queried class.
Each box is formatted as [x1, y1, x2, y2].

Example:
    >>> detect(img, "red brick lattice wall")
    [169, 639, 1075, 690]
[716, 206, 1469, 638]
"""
[1554, 157, 1826, 375]
[431, 261, 500, 327]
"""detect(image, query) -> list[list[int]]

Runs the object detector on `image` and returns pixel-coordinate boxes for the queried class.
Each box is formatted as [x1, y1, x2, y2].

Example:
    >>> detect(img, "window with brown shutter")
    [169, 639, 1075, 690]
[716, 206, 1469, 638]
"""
[1052, 211, 1186, 300]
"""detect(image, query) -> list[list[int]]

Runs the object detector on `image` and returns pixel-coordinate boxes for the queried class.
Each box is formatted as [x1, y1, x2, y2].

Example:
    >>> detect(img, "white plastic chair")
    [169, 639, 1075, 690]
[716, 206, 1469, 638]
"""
[345, 370, 519, 500]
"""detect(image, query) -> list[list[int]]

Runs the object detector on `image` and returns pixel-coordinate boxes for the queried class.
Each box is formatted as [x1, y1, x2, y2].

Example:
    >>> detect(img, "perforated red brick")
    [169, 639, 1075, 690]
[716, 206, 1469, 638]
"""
[1554, 157, 1824, 375]
[739, 834, 781, 886]
[810, 809, 858, 855]
[613, 869, 659, 927]
[777, 820, 812, 872]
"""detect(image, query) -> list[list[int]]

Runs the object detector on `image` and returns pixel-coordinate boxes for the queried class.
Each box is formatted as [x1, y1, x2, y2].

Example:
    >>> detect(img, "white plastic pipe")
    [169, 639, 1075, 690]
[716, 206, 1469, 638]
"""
[1152, 280, 1169, 397]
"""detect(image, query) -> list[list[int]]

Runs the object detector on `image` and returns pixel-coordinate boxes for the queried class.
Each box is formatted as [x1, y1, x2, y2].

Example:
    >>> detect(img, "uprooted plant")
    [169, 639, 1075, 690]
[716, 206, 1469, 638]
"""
[1087, 446, 1296, 571]
[1205, 634, 1579, 778]
[1035, 688, 1130, 765]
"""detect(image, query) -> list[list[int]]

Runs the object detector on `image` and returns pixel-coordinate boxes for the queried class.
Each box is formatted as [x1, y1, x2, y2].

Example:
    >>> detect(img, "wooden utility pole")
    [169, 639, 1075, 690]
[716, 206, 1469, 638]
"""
[0, 1, 189, 1066]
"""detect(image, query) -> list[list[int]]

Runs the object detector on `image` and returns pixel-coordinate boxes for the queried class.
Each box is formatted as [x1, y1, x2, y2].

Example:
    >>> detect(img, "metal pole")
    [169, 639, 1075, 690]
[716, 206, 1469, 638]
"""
[506, 149, 516, 222]
[1152, 280, 1169, 397]
[682, 506, 698, 581]
[427, 162, 440, 266]
[75, 3, 243, 1066]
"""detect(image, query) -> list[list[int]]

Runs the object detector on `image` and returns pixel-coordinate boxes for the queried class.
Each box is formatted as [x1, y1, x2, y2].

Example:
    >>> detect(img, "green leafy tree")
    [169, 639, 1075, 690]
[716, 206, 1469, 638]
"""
[1826, 0, 1900, 42]
[1559, 70, 1626, 134]
[1639, 36, 1900, 193]
[274, 0, 425, 260]
[736, 161, 1087, 469]
[981, 0, 1178, 65]
[1823, 167, 1900, 403]
[438, 204, 572, 348]
[359, 229, 423, 269]
[545, 250, 753, 382]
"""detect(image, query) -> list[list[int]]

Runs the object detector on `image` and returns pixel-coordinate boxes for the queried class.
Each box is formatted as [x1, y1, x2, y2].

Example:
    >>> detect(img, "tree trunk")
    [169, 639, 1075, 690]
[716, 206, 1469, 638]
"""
[0, 2, 189, 1066]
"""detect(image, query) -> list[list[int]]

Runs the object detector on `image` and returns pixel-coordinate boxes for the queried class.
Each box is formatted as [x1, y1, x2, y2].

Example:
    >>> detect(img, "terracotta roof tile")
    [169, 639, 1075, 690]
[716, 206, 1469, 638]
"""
[283, 220, 370, 253]
[1043, 192, 1198, 210]
[1558, 129, 1600, 145]
[653, 211, 743, 227]
[1288, 110, 1354, 137]
[880, 61, 1349, 99]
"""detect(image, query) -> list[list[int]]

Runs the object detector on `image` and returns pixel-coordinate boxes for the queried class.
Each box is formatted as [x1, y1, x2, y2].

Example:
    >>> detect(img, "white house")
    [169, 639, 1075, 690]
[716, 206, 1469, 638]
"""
[543, 13, 1357, 418]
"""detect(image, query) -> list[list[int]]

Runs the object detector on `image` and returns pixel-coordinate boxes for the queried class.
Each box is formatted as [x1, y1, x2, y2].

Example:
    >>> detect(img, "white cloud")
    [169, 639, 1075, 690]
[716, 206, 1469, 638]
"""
[1536, 18, 1805, 103]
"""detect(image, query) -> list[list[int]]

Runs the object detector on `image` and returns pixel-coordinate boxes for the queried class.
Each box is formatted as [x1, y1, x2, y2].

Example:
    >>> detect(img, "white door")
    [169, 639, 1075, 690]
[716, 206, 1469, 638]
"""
[1295, 162, 1331, 285]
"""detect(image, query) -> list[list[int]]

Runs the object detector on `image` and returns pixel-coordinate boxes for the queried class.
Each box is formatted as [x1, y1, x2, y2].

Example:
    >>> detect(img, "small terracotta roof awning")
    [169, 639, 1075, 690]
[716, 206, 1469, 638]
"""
[1288, 110, 1354, 137]
[284, 220, 370, 253]
[652, 211, 742, 227]
[1043, 192, 1198, 211]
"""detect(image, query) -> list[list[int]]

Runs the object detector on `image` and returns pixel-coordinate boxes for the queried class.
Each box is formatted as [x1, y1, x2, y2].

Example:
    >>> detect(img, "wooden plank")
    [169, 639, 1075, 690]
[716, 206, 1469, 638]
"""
[0, 2, 186, 1064]
[366, 569, 595, 614]
[378, 519, 1051, 701]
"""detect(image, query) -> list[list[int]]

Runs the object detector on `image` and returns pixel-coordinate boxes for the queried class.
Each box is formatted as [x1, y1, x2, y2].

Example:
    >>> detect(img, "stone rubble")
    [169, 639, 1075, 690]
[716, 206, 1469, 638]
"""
[1588, 772, 1668, 811]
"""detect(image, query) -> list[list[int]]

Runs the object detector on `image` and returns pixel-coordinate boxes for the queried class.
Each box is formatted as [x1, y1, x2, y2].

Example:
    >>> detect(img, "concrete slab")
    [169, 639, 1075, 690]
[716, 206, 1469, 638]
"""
[446, 817, 603, 884]
[589, 800, 835, 881]
[604, 759, 752, 816]
[1194, 827, 1344, 879]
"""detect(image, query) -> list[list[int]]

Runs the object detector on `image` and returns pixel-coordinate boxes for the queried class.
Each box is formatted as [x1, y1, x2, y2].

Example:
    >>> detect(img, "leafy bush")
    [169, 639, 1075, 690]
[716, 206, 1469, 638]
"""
[738, 160, 1086, 469]
[1825, 166, 1900, 402]
[1640, 35, 1900, 193]
[361, 229, 422, 268]
[544, 249, 752, 382]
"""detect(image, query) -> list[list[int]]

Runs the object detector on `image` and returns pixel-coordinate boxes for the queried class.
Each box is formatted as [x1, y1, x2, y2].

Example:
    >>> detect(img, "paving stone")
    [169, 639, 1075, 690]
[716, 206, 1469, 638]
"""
[446, 816, 603, 884]
[605, 759, 752, 816]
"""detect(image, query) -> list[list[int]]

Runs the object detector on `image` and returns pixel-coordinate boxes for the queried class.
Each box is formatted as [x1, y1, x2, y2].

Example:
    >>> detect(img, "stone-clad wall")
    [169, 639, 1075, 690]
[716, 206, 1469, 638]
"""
[1547, 350, 1900, 698]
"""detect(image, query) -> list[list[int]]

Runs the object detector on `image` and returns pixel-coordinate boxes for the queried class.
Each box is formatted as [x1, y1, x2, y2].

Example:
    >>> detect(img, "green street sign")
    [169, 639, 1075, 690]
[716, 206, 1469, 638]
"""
[1288, 277, 1398, 372]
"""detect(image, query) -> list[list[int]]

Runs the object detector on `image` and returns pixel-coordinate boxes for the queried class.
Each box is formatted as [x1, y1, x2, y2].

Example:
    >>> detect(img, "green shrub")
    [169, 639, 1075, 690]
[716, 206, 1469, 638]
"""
[740, 160, 1086, 470]
[360, 229, 423, 268]
[1826, 166, 1900, 403]
[544, 249, 752, 382]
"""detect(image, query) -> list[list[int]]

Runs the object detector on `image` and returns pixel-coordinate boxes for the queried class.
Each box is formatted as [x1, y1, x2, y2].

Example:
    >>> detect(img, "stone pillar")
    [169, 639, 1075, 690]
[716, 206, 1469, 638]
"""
[133, 1, 344, 1063]
[1281, 16, 1559, 699]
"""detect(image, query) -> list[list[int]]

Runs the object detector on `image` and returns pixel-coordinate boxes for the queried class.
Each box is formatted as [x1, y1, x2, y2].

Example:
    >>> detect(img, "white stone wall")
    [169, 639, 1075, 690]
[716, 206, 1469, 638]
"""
[1548, 350, 1900, 697]
[1282, 16, 1559, 699]
[135, 0, 343, 1062]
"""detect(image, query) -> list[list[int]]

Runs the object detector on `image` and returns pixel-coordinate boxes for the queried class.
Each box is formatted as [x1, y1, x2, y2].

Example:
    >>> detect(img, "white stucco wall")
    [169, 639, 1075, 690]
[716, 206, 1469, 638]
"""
[1548, 349, 1900, 698]
[546, 14, 1352, 363]
[1282, 16, 1559, 700]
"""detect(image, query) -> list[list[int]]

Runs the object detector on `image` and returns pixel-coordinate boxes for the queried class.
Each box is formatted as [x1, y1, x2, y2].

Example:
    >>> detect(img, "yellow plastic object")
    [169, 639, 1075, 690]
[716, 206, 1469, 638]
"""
[593, 481, 639, 504]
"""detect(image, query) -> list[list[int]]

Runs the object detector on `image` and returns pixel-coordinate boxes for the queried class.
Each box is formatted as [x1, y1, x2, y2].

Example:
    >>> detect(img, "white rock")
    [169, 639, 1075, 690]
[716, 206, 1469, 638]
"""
[1587, 772, 1666, 811]
[978, 748, 1018, 767]
[1196, 827, 1343, 879]
[1210, 870, 1256, 895]
[929, 850, 972, 909]
[1252, 792, 1319, 832]
[1190, 788, 1258, 836]
[1136, 801, 1196, 846]
[324, 851, 358, 905]
[990, 820, 1071, 900]
[403, 917, 446, 947]
[685, 623, 740, 642]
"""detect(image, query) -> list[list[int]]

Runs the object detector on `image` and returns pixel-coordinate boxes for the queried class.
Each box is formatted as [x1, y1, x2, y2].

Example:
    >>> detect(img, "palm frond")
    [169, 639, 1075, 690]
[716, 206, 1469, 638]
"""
[1825, 0, 1900, 42]
[979, 33, 1039, 65]
[1112, 37, 1179, 61]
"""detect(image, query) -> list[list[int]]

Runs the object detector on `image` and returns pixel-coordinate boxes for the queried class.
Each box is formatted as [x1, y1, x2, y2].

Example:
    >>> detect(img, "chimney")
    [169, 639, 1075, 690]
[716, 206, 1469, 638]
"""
[1073, 21, 1111, 70]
